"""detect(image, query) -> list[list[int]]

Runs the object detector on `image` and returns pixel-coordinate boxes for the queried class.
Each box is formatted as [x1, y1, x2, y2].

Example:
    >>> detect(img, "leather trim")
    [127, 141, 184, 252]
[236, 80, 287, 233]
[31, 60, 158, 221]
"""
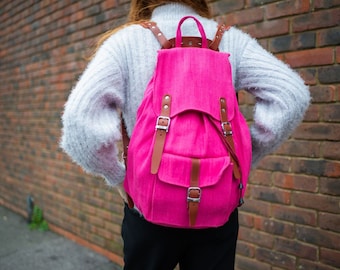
[220, 98, 241, 179]
[151, 95, 172, 174]
[188, 158, 200, 227]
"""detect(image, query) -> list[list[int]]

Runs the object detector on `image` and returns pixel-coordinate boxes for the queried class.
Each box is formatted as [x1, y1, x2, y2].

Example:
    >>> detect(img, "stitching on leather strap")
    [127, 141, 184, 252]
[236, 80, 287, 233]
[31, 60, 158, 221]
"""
[151, 95, 172, 174]
[188, 158, 200, 227]
[220, 97, 241, 179]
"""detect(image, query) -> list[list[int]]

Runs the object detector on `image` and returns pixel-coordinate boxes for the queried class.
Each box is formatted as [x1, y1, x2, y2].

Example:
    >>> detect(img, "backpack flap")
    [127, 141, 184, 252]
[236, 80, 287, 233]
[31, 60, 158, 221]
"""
[158, 153, 231, 188]
[151, 153, 239, 228]
[152, 48, 235, 122]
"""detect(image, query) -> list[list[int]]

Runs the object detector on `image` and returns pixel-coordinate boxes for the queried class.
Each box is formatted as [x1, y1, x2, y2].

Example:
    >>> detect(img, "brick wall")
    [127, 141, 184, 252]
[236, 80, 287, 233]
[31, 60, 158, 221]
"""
[0, 1, 339, 269]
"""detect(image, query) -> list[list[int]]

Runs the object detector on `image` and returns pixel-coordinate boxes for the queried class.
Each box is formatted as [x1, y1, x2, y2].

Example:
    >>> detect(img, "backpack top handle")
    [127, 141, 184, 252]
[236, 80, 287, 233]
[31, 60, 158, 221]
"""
[176, 16, 208, 48]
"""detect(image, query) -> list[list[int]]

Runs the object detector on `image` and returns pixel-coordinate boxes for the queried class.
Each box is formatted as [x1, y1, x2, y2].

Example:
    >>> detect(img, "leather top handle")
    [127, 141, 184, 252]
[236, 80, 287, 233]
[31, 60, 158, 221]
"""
[176, 16, 208, 48]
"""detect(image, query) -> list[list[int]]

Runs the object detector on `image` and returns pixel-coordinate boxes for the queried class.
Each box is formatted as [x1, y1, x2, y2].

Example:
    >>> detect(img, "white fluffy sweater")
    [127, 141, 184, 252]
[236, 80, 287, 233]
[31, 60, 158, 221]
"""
[61, 3, 310, 186]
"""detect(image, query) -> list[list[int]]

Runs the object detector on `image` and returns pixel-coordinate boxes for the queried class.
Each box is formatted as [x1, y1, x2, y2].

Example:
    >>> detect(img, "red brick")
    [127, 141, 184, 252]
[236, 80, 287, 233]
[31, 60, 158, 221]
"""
[241, 198, 272, 217]
[320, 248, 340, 268]
[238, 227, 274, 248]
[303, 104, 320, 122]
[256, 247, 296, 269]
[292, 192, 340, 214]
[319, 212, 340, 233]
[291, 158, 340, 178]
[322, 104, 340, 122]
[251, 186, 291, 204]
[266, 0, 310, 19]
[210, 0, 244, 16]
[293, 123, 340, 141]
[309, 85, 337, 103]
[224, 6, 264, 26]
[321, 141, 340, 160]
[272, 204, 317, 225]
[317, 26, 340, 46]
[298, 68, 317, 85]
[241, 18, 289, 38]
[292, 8, 340, 32]
[238, 211, 255, 228]
[275, 139, 320, 157]
[275, 238, 318, 260]
[314, 0, 340, 9]
[272, 172, 318, 192]
[101, 0, 118, 10]
[298, 259, 337, 270]
[248, 169, 272, 186]
[236, 240, 256, 257]
[270, 32, 316, 53]
[254, 216, 295, 237]
[296, 225, 340, 249]
[283, 48, 334, 68]
[319, 65, 340, 84]
[258, 155, 292, 172]
[236, 255, 271, 270]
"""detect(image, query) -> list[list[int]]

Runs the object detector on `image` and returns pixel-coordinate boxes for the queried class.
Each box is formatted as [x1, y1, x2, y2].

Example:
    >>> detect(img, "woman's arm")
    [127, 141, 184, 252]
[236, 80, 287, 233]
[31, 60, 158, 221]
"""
[60, 39, 126, 186]
[236, 37, 310, 167]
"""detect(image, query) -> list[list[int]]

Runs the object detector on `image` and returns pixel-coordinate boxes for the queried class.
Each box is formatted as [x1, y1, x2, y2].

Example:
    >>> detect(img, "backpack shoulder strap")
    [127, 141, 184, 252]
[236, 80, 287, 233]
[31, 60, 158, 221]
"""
[209, 24, 230, 51]
[140, 21, 172, 49]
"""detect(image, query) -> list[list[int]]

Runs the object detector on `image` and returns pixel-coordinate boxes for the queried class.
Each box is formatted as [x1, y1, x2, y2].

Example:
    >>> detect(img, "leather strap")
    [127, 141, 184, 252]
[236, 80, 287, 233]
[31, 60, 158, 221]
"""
[210, 24, 230, 51]
[220, 98, 241, 179]
[140, 21, 172, 49]
[188, 158, 200, 227]
[121, 116, 129, 169]
[120, 116, 134, 208]
[168, 36, 213, 49]
[151, 95, 172, 174]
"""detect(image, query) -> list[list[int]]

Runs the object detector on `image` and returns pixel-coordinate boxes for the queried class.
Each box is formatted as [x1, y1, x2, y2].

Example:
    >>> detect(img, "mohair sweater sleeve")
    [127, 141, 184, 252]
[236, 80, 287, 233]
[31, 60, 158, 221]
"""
[234, 34, 311, 166]
[60, 39, 126, 186]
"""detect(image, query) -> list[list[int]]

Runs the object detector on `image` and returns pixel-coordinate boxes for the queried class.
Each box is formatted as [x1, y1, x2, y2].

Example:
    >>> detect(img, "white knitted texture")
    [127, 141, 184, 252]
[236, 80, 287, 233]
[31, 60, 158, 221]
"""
[60, 3, 310, 186]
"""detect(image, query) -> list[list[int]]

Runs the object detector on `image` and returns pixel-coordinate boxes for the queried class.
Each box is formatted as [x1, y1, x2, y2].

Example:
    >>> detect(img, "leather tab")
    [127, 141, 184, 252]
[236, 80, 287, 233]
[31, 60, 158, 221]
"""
[188, 158, 200, 227]
[151, 95, 172, 174]
[220, 98, 241, 179]
[167, 36, 214, 49]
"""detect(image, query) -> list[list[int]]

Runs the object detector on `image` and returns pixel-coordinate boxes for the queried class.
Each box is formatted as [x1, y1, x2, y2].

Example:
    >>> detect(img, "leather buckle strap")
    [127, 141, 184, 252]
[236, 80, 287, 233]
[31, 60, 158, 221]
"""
[151, 95, 172, 174]
[188, 158, 200, 227]
[220, 98, 241, 180]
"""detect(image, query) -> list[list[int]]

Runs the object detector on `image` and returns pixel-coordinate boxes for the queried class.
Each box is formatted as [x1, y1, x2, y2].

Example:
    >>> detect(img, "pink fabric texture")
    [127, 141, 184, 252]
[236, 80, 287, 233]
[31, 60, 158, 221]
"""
[124, 16, 252, 228]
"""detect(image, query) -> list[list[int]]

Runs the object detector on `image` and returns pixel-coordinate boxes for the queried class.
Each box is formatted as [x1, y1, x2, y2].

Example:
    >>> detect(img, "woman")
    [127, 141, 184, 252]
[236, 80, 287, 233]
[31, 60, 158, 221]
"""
[61, 0, 310, 269]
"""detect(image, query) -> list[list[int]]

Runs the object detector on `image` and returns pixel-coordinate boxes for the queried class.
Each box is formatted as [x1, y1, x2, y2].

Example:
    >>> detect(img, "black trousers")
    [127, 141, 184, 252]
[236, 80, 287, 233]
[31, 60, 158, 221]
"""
[121, 204, 239, 270]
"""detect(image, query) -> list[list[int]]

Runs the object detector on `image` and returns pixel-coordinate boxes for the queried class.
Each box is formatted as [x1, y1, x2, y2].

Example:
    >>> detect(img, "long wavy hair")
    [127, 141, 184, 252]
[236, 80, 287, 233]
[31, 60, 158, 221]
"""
[128, 0, 211, 21]
[91, 0, 211, 56]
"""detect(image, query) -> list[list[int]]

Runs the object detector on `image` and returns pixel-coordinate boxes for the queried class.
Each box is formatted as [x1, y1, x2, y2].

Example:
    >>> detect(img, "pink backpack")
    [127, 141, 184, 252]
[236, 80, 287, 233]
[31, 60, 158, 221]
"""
[123, 16, 252, 228]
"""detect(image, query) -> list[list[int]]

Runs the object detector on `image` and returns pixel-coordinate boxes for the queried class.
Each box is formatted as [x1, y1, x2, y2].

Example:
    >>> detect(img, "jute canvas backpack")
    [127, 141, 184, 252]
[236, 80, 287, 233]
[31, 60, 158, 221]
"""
[123, 16, 252, 228]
